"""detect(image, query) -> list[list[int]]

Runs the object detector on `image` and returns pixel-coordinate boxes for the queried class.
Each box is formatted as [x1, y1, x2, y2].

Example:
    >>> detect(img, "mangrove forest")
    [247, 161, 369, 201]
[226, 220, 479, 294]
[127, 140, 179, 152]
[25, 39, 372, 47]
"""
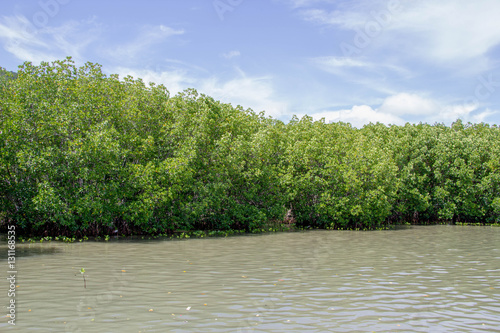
[1, 58, 499, 237]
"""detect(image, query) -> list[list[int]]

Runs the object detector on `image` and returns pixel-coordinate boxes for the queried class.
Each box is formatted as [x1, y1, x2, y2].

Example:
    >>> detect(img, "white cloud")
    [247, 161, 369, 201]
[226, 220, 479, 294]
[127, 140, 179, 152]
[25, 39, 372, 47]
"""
[280, 0, 339, 9]
[313, 56, 369, 69]
[222, 50, 241, 59]
[0, 15, 53, 63]
[0, 15, 45, 46]
[158, 25, 183, 36]
[467, 108, 498, 123]
[377, 92, 490, 123]
[307, 92, 497, 128]
[430, 104, 487, 124]
[0, 14, 184, 65]
[310, 56, 411, 95]
[200, 74, 289, 118]
[311, 56, 410, 76]
[297, 0, 500, 65]
[0, 15, 100, 64]
[389, 1, 500, 63]
[378, 93, 438, 116]
[308, 104, 404, 128]
[104, 25, 184, 62]
[301, 8, 369, 29]
[376, 0, 500, 64]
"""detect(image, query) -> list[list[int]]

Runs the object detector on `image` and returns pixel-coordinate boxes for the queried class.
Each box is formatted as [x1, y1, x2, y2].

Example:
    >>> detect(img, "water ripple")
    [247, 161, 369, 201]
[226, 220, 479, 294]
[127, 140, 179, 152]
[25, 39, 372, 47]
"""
[0, 226, 499, 332]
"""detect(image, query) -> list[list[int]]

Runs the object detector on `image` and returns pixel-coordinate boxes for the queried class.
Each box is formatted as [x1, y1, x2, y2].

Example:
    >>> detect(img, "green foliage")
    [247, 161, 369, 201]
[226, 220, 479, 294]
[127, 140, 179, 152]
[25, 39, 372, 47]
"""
[1, 58, 499, 236]
[366, 120, 500, 224]
[281, 118, 398, 229]
[0, 67, 17, 84]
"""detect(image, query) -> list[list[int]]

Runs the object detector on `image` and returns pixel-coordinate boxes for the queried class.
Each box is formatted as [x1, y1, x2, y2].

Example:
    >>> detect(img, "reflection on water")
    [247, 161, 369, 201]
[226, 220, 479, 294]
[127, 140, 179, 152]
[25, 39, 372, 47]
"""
[0, 245, 61, 259]
[1, 225, 499, 332]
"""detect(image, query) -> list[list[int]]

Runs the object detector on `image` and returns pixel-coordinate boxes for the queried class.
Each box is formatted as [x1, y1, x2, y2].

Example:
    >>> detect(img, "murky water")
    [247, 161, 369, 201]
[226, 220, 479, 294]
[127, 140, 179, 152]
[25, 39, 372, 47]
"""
[1, 225, 500, 332]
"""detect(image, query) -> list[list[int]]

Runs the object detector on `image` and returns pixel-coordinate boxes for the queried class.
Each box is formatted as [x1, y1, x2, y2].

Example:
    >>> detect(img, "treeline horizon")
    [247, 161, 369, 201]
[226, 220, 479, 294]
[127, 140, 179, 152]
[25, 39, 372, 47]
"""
[1, 58, 499, 237]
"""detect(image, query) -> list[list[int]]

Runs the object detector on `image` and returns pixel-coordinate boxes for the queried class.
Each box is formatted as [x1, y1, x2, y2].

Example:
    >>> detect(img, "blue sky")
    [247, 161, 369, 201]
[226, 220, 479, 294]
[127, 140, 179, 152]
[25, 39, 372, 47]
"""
[1, 0, 499, 127]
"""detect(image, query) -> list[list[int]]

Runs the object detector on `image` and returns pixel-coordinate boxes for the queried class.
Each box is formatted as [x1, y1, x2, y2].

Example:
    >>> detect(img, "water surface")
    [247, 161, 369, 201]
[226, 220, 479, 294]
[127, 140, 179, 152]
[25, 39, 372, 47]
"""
[1, 225, 499, 332]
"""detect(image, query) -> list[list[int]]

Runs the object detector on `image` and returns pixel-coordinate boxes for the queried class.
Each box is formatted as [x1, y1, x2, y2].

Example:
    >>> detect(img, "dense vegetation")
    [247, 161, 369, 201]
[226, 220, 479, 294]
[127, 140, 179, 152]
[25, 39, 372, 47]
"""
[0, 68, 17, 82]
[1, 58, 499, 237]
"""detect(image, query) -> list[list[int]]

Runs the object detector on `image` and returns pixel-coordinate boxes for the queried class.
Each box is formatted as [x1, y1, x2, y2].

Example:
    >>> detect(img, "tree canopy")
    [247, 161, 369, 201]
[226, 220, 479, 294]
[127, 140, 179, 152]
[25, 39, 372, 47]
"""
[1, 58, 499, 236]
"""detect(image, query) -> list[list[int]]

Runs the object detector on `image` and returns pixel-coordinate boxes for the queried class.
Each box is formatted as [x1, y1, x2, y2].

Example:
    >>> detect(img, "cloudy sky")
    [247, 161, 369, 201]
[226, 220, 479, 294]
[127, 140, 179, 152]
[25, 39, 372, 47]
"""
[1, 0, 499, 127]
